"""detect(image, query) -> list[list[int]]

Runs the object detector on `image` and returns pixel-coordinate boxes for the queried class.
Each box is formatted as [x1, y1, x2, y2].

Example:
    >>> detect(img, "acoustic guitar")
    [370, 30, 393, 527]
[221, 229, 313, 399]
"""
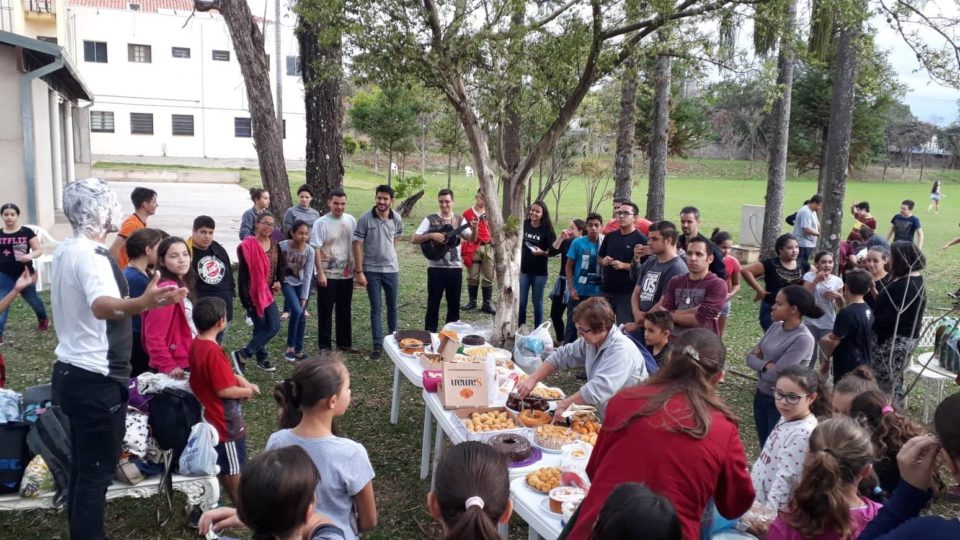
[421, 222, 472, 261]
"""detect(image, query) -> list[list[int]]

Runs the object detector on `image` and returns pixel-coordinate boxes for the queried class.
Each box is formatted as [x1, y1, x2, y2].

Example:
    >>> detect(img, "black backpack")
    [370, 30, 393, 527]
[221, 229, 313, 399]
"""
[147, 389, 201, 472]
[26, 406, 71, 507]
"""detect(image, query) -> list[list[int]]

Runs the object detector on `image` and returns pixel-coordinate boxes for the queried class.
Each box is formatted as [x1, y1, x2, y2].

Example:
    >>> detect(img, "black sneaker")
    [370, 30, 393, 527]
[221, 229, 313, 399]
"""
[256, 359, 276, 372]
[230, 349, 247, 375]
[368, 349, 382, 360]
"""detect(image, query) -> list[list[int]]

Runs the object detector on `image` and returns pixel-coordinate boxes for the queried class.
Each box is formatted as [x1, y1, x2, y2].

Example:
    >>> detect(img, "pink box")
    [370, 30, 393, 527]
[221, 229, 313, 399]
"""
[422, 370, 443, 392]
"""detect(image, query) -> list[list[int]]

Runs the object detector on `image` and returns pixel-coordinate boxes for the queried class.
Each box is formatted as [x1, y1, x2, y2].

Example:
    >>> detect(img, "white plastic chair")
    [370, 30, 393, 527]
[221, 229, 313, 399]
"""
[906, 316, 957, 421]
[24, 224, 59, 292]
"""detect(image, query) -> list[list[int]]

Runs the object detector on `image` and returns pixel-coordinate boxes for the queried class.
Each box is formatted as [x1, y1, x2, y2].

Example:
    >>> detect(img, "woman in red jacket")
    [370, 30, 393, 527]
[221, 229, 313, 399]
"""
[567, 328, 755, 540]
[142, 236, 195, 379]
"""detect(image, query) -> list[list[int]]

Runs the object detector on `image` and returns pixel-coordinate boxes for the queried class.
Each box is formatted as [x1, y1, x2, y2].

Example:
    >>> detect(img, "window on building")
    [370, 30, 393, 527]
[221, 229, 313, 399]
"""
[234, 117, 252, 138]
[172, 47, 191, 59]
[212, 50, 230, 62]
[83, 41, 108, 63]
[130, 113, 154, 135]
[128, 3, 140, 10]
[171, 114, 194, 136]
[285, 55, 301, 76]
[90, 111, 115, 133]
[37, 36, 58, 44]
[128, 44, 152, 63]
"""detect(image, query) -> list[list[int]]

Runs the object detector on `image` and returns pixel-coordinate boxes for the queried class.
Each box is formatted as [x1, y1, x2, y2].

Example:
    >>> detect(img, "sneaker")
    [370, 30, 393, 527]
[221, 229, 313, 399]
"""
[339, 346, 362, 354]
[280, 312, 290, 321]
[245, 316, 254, 327]
[284, 350, 297, 362]
[187, 505, 203, 529]
[257, 359, 276, 372]
[37, 319, 50, 332]
[368, 349, 382, 360]
[295, 352, 307, 361]
[230, 349, 248, 375]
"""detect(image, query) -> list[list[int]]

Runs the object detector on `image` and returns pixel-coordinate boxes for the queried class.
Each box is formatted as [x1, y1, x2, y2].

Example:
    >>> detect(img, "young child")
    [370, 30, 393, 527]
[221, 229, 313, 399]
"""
[142, 236, 196, 379]
[831, 365, 879, 416]
[197, 446, 346, 540]
[859, 393, 960, 538]
[188, 296, 259, 505]
[268, 355, 377, 540]
[590, 483, 681, 539]
[280, 220, 316, 362]
[820, 269, 874, 383]
[711, 229, 741, 337]
[643, 310, 673, 367]
[802, 250, 844, 367]
[122, 227, 164, 377]
[849, 389, 926, 496]
[768, 417, 882, 540]
[748, 366, 831, 533]
[429, 441, 512, 540]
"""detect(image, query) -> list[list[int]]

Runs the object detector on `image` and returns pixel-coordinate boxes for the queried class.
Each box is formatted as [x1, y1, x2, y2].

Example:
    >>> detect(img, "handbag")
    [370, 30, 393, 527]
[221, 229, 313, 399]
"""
[549, 276, 566, 300]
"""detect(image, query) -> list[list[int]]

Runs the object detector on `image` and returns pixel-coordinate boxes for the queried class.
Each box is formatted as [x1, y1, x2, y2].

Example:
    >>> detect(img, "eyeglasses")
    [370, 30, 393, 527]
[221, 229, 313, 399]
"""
[616, 211, 634, 217]
[773, 389, 808, 405]
[258, 222, 276, 228]
[575, 326, 594, 336]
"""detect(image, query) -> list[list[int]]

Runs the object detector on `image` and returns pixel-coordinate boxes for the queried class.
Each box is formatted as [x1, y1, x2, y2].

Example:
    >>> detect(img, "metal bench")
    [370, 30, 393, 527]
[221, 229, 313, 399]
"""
[0, 474, 219, 512]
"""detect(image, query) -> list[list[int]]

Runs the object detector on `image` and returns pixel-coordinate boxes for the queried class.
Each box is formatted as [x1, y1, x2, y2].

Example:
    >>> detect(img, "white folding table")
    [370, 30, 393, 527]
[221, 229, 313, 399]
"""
[384, 334, 435, 479]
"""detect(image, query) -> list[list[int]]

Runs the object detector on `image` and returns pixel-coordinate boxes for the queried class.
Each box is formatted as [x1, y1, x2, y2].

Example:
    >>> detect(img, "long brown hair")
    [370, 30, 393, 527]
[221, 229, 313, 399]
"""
[611, 328, 736, 439]
[777, 365, 833, 419]
[237, 445, 320, 540]
[850, 390, 924, 463]
[273, 353, 346, 429]
[434, 441, 509, 540]
[783, 418, 874, 538]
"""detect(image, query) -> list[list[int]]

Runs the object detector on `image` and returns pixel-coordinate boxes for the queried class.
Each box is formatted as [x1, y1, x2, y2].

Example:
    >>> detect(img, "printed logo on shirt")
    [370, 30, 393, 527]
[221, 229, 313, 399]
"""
[675, 286, 706, 307]
[639, 271, 662, 302]
[197, 255, 226, 285]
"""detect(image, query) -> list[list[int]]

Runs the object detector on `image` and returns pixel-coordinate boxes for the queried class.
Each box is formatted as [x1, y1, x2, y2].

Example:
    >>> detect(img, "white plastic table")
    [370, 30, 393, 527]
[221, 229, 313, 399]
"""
[384, 334, 434, 479]
[423, 390, 563, 540]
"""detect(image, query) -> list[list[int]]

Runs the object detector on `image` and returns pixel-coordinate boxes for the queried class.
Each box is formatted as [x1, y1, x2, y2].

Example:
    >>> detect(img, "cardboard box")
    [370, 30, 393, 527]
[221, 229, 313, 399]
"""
[453, 406, 526, 442]
[437, 334, 462, 361]
[418, 352, 444, 371]
[441, 358, 489, 409]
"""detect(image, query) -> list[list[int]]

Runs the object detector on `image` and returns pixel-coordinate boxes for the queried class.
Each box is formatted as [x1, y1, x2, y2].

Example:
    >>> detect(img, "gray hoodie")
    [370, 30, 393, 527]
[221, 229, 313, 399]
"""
[283, 205, 321, 235]
[545, 325, 648, 417]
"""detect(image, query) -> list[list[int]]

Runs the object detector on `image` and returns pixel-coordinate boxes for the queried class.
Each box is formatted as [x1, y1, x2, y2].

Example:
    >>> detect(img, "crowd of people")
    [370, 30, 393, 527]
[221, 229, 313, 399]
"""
[0, 175, 952, 540]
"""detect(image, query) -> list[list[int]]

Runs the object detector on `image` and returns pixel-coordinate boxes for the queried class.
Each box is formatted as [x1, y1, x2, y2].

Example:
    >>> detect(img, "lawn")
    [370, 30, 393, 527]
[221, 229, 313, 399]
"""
[2, 157, 958, 538]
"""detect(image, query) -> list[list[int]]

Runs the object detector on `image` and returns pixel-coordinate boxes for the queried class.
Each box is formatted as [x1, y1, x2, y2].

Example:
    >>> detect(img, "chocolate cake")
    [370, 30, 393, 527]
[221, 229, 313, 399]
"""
[488, 433, 533, 463]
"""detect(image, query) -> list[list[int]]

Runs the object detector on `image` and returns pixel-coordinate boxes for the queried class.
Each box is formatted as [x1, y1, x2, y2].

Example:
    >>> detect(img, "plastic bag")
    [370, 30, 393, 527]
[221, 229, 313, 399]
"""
[513, 322, 555, 374]
[178, 422, 220, 477]
[19, 455, 52, 497]
[559, 441, 592, 490]
[123, 408, 150, 458]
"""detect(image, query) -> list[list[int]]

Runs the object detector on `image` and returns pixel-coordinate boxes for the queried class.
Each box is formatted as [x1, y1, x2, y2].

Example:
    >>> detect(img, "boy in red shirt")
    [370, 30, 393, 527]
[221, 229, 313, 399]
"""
[189, 297, 259, 504]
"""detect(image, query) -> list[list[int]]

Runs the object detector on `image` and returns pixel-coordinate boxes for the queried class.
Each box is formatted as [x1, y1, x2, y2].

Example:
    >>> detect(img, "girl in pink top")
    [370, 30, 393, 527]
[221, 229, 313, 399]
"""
[142, 236, 195, 379]
[711, 229, 740, 337]
[768, 417, 882, 540]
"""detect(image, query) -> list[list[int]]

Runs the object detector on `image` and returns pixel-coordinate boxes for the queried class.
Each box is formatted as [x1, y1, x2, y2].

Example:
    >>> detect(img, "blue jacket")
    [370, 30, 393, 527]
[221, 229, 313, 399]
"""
[857, 480, 960, 539]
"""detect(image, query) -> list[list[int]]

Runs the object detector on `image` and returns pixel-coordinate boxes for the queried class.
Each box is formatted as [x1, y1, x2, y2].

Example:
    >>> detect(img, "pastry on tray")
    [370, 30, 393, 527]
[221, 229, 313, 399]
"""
[517, 409, 551, 427]
[395, 330, 431, 344]
[398, 338, 424, 355]
[462, 334, 486, 346]
[462, 410, 517, 433]
[506, 393, 549, 412]
[533, 425, 580, 450]
[526, 466, 561, 493]
[487, 433, 533, 463]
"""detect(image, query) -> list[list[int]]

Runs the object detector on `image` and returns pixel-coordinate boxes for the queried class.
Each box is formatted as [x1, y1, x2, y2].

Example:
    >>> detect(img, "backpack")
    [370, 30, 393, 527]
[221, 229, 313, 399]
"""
[26, 406, 71, 507]
[938, 322, 960, 373]
[147, 389, 201, 472]
[0, 421, 31, 494]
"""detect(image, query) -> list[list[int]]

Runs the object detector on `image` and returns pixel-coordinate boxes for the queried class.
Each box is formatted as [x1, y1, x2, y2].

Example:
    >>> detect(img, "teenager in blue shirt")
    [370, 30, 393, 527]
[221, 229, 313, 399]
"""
[564, 213, 603, 343]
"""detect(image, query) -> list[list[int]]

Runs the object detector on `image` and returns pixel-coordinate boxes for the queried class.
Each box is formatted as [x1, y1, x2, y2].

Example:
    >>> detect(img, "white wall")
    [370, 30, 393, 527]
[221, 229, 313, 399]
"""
[69, 5, 306, 160]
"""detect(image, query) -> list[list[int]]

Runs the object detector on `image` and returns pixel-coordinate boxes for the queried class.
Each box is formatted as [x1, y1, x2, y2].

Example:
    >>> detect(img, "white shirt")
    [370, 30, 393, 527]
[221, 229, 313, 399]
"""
[52, 237, 130, 380]
[311, 213, 357, 280]
[751, 414, 818, 511]
[802, 271, 844, 330]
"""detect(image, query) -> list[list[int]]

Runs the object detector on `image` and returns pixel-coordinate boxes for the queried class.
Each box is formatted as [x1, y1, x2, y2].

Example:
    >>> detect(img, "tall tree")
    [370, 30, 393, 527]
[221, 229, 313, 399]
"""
[348, 85, 421, 186]
[612, 0, 643, 201]
[297, 0, 344, 212]
[647, 43, 672, 221]
[208, 0, 291, 214]
[432, 107, 468, 188]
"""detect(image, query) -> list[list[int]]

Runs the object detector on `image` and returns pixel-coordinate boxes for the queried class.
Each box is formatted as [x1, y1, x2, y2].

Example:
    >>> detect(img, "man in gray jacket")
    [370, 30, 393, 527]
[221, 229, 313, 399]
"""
[516, 297, 648, 418]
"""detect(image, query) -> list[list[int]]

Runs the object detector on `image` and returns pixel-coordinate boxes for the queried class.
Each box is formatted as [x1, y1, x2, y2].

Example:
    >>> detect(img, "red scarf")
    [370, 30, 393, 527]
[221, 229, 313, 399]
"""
[239, 236, 274, 316]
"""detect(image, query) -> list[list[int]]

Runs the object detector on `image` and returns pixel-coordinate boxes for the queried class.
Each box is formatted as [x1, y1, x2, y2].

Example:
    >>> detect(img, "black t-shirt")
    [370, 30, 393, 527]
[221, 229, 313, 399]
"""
[192, 241, 236, 319]
[874, 275, 926, 343]
[0, 226, 36, 278]
[520, 220, 556, 276]
[598, 229, 647, 295]
[832, 302, 873, 381]
[553, 237, 575, 277]
[761, 257, 809, 305]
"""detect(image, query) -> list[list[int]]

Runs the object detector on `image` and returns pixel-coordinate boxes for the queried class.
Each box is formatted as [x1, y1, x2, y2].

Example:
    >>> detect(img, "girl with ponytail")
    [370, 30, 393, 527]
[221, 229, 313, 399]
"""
[429, 441, 512, 540]
[266, 355, 378, 540]
[768, 418, 881, 539]
[566, 329, 755, 540]
[849, 390, 926, 495]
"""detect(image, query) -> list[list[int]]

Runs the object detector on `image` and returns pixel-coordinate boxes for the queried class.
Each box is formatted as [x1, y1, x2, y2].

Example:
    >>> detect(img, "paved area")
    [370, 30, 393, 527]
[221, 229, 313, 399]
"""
[93, 154, 307, 171]
[48, 181, 250, 256]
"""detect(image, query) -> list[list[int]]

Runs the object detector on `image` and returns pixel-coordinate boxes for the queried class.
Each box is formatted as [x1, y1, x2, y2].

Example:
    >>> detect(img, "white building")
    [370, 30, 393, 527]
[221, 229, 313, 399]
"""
[66, 0, 306, 160]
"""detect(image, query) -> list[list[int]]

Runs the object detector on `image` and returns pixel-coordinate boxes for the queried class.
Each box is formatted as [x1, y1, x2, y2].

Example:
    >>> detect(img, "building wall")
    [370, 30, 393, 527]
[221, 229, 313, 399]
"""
[69, 6, 307, 160]
[32, 80, 56, 226]
[0, 49, 27, 210]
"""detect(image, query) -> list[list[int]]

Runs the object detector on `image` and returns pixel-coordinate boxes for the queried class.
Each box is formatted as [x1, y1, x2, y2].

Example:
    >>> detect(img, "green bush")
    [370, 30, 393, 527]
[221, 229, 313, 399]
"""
[394, 174, 426, 200]
[343, 135, 360, 155]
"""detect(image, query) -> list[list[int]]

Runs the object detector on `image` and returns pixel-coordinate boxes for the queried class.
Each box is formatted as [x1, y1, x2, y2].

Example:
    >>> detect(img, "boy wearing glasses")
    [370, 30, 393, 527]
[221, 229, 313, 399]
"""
[598, 200, 647, 324]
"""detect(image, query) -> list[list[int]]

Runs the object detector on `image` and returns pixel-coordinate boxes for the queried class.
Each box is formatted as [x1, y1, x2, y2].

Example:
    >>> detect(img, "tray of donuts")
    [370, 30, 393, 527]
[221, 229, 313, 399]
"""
[453, 406, 528, 443]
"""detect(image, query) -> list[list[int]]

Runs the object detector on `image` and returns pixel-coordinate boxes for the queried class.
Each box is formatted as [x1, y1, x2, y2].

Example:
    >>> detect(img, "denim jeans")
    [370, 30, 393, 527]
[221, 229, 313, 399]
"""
[759, 301, 773, 332]
[52, 362, 128, 540]
[243, 302, 280, 361]
[518, 273, 548, 328]
[282, 283, 307, 353]
[753, 390, 780, 449]
[366, 272, 399, 351]
[0, 271, 47, 335]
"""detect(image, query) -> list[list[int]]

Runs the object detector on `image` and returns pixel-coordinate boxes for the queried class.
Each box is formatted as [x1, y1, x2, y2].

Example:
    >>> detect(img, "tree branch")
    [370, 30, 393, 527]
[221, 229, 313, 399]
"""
[879, 0, 960, 85]
[528, 0, 582, 30]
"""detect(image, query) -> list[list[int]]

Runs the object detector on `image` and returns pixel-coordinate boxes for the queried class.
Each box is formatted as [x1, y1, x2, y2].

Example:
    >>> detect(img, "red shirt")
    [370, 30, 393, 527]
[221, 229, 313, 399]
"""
[723, 255, 741, 293]
[605, 217, 652, 235]
[568, 385, 754, 540]
[462, 207, 490, 244]
[189, 339, 245, 441]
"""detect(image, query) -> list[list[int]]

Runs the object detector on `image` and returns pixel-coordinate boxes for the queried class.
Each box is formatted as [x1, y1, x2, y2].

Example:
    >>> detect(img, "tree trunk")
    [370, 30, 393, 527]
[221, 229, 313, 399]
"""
[818, 11, 860, 257]
[761, 0, 796, 257]
[613, 55, 640, 202]
[218, 0, 290, 215]
[396, 189, 424, 218]
[446, 153, 452, 189]
[817, 125, 829, 194]
[387, 148, 393, 186]
[297, 6, 344, 214]
[646, 50, 671, 221]
[420, 124, 427, 177]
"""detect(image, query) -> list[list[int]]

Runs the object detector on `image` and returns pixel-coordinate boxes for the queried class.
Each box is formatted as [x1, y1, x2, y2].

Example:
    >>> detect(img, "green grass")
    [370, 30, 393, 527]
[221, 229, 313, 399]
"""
[8, 156, 959, 538]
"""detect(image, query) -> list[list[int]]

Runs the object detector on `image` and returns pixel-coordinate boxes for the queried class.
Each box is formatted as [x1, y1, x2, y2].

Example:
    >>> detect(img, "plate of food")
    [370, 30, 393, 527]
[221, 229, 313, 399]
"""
[530, 384, 565, 401]
[525, 466, 561, 494]
[533, 424, 581, 453]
